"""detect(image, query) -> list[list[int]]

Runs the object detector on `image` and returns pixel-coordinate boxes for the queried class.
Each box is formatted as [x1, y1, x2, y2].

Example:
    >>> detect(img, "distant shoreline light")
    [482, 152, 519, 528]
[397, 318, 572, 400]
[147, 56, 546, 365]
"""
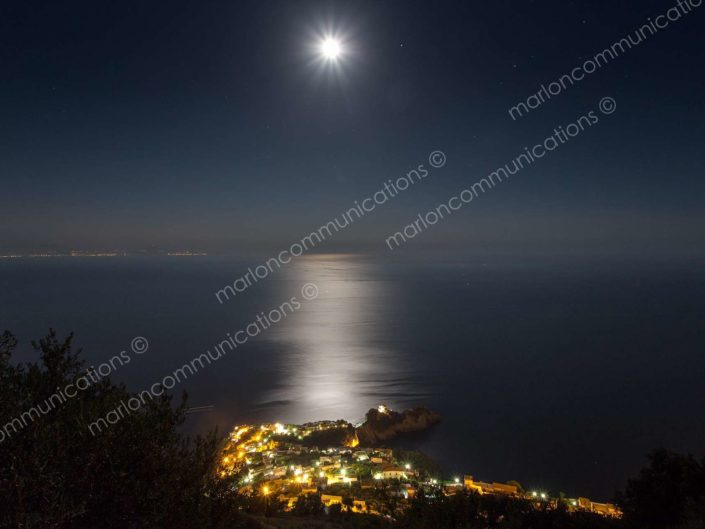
[0, 251, 208, 259]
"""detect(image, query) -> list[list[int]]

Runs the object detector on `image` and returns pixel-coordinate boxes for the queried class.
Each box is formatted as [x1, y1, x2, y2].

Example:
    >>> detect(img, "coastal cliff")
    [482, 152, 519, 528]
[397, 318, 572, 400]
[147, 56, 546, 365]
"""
[355, 405, 440, 445]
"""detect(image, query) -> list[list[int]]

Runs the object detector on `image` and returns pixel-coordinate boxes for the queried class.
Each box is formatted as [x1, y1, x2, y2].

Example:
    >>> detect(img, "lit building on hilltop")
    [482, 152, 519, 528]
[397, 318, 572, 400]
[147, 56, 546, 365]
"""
[463, 476, 519, 496]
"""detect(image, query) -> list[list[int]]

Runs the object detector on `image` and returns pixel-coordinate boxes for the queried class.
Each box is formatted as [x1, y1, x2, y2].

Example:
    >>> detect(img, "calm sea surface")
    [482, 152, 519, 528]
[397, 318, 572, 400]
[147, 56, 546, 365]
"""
[2, 253, 704, 499]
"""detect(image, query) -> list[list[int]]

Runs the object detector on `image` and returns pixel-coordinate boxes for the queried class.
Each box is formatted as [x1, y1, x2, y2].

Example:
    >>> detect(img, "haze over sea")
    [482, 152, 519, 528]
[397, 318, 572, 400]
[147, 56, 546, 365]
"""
[2, 253, 704, 499]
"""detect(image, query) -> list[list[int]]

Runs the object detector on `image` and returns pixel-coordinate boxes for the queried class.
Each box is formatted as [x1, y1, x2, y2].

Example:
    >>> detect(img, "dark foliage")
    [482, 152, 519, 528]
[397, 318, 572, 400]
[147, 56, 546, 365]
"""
[292, 493, 324, 516]
[391, 449, 443, 480]
[616, 449, 705, 529]
[0, 330, 243, 529]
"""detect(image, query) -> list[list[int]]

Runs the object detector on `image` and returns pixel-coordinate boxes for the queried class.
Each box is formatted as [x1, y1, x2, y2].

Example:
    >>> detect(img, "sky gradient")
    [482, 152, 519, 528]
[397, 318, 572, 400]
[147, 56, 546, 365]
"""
[2, 0, 704, 255]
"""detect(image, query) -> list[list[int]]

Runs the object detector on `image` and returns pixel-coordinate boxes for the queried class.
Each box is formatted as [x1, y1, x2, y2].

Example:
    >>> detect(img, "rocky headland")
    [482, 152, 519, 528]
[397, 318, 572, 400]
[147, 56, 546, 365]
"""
[355, 405, 441, 446]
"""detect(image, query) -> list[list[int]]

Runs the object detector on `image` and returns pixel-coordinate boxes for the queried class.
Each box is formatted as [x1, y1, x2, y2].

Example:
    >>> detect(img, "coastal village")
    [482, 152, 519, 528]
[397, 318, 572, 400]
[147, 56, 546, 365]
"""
[219, 405, 621, 519]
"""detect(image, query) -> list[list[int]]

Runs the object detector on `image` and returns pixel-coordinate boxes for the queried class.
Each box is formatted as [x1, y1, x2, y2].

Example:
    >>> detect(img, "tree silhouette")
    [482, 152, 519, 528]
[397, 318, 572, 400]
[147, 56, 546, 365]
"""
[0, 330, 243, 529]
[616, 448, 705, 529]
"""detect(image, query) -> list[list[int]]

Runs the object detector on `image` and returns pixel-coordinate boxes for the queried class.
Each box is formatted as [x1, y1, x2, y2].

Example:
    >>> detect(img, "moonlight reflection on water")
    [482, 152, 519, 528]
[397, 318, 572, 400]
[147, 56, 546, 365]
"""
[260, 254, 414, 424]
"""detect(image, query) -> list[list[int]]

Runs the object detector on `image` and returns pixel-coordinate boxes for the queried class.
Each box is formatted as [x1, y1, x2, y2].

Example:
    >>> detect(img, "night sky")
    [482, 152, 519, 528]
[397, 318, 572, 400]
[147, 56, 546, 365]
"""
[2, 0, 704, 255]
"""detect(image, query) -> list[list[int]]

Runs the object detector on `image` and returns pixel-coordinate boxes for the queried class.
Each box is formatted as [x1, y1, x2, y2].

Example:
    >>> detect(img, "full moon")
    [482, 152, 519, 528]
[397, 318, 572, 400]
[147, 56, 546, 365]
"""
[320, 38, 341, 60]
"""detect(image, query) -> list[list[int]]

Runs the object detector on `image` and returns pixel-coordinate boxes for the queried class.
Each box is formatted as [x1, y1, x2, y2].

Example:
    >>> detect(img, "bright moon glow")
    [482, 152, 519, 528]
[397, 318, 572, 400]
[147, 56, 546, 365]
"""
[320, 38, 341, 60]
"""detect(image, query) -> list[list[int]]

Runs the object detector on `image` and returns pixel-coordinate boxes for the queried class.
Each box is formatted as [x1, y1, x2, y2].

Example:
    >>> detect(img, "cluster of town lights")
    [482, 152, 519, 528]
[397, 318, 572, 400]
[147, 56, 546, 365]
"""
[218, 413, 621, 519]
